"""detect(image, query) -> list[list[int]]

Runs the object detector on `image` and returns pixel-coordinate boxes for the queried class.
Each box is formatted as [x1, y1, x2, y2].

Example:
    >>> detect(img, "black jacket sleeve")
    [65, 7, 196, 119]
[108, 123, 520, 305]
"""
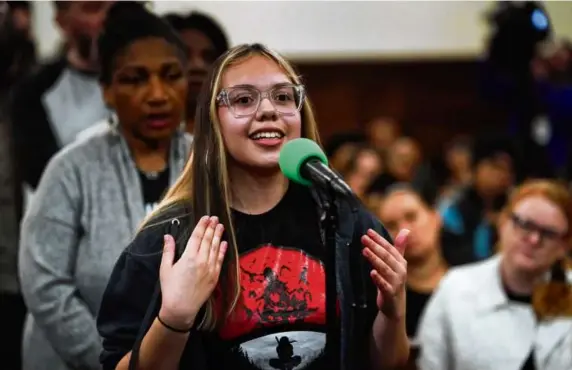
[97, 207, 209, 370]
[97, 222, 165, 370]
[344, 207, 394, 369]
[355, 208, 393, 322]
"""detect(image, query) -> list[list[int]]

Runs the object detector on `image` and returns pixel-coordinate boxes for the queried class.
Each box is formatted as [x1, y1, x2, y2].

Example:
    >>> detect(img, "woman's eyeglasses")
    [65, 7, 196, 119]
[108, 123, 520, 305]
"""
[511, 213, 567, 243]
[216, 83, 305, 118]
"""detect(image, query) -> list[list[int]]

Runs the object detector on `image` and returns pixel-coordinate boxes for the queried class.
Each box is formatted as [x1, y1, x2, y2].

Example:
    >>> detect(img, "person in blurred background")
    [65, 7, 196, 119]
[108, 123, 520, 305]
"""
[439, 136, 514, 265]
[10, 1, 113, 195]
[481, 2, 571, 182]
[164, 11, 229, 133]
[18, 3, 191, 369]
[0, 3, 37, 368]
[366, 116, 400, 157]
[340, 143, 384, 208]
[378, 184, 449, 340]
[417, 179, 572, 370]
[387, 137, 422, 183]
[0, 1, 35, 89]
[325, 132, 367, 170]
[329, 141, 359, 173]
[368, 136, 424, 196]
[441, 136, 473, 198]
[533, 40, 572, 181]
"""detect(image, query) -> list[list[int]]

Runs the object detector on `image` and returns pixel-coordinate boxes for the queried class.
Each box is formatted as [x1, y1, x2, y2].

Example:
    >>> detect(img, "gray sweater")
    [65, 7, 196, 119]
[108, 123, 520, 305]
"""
[18, 126, 192, 370]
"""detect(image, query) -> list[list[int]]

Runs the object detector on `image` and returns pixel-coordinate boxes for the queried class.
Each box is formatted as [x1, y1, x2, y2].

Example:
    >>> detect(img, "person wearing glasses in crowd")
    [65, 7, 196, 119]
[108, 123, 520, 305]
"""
[18, 3, 191, 370]
[417, 179, 572, 370]
[97, 41, 411, 370]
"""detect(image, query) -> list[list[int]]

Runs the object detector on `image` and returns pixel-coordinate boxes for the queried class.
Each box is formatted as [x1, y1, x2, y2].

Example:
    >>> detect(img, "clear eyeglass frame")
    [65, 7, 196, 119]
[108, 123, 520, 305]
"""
[216, 83, 306, 118]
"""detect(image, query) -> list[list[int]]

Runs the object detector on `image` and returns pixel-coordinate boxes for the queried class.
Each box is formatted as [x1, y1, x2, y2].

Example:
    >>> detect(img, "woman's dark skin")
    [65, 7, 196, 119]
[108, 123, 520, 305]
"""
[102, 37, 188, 173]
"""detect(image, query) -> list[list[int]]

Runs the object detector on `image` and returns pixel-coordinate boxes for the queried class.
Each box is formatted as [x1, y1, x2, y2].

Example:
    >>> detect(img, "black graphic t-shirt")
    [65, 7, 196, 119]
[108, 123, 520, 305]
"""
[138, 167, 170, 215]
[207, 183, 329, 370]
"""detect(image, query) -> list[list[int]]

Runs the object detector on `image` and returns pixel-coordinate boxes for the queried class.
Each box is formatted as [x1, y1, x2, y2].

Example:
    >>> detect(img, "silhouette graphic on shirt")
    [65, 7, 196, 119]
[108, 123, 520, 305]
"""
[269, 336, 302, 370]
[218, 244, 328, 370]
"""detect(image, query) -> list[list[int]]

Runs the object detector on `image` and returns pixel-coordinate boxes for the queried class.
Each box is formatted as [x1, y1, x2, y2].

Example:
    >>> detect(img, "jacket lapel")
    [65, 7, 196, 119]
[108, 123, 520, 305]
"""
[309, 189, 356, 370]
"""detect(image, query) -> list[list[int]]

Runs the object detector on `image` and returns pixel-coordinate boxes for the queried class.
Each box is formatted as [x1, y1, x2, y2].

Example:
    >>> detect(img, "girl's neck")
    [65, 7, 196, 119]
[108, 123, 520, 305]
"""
[229, 165, 289, 215]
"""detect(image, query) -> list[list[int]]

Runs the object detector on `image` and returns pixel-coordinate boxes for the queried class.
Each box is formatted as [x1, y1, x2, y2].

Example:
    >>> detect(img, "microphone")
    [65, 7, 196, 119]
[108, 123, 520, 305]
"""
[279, 138, 356, 200]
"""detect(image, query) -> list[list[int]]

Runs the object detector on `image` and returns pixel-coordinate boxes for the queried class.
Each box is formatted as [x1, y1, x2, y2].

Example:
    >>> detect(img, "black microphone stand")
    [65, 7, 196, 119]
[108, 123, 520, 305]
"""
[322, 185, 341, 370]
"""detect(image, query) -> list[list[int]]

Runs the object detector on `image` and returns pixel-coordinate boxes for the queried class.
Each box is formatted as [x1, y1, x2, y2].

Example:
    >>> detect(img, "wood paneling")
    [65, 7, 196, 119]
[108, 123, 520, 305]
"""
[294, 59, 508, 157]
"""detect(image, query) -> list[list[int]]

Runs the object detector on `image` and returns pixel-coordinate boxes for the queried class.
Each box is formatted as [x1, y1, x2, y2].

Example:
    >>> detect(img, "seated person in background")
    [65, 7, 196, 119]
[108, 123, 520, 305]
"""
[439, 136, 473, 200]
[371, 137, 421, 190]
[329, 141, 359, 173]
[163, 11, 229, 133]
[339, 143, 384, 209]
[417, 179, 572, 370]
[17, 3, 192, 370]
[369, 136, 439, 210]
[439, 136, 514, 265]
[365, 116, 401, 157]
[325, 132, 366, 173]
[378, 184, 448, 339]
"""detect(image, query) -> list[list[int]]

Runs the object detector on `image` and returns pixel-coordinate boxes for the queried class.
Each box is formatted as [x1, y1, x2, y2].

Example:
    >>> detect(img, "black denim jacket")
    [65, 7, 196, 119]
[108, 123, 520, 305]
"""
[97, 189, 392, 370]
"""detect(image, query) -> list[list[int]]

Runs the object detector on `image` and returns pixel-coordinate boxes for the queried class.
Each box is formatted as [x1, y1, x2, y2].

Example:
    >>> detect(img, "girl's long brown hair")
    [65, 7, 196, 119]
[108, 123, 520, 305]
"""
[141, 44, 322, 330]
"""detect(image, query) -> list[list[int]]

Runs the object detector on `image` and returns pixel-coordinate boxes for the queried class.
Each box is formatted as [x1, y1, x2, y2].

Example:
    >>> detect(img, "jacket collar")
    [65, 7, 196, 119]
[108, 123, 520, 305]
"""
[309, 188, 356, 242]
[474, 255, 510, 313]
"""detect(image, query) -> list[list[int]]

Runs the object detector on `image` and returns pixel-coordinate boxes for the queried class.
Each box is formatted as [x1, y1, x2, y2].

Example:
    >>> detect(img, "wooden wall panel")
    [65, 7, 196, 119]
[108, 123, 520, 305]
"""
[294, 60, 508, 157]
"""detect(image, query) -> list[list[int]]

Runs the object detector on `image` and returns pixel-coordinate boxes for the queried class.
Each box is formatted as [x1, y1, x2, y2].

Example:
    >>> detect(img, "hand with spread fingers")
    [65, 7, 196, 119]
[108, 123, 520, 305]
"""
[361, 228, 409, 319]
[158, 216, 228, 331]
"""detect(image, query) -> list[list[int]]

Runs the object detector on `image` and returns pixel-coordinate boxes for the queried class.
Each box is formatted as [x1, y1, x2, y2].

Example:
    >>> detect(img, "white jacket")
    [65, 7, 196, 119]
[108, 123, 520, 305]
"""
[417, 255, 572, 370]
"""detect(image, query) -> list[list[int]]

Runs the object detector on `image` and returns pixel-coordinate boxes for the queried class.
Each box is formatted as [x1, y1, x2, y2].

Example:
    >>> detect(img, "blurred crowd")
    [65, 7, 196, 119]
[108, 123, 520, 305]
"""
[0, 2, 571, 370]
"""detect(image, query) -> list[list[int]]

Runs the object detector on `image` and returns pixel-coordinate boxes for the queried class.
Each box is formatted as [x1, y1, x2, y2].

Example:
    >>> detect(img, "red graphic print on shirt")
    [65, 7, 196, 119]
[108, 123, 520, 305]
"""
[220, 244, 327, 340]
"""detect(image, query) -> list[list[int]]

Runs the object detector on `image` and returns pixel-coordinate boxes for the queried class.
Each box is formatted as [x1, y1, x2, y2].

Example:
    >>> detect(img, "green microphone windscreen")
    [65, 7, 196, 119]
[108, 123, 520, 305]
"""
[279, 138, 329, 186]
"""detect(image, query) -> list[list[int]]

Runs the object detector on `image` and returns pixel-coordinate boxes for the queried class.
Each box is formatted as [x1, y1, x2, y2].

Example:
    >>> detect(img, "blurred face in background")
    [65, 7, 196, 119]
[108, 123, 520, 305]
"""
[10, 4, 31, 37]
[56, 1, 113, 68]
[178, 28, 217, 105]
[474, 153, 513, 198]
[367, 117, 399, 152]
[446, 143, 472, 181]
[380, 190, 441, 264]
[330, 142, 358, 173]
[345, 148, 383, 196]
[499, 195, 569, 275]
[388, 137, 421, 181]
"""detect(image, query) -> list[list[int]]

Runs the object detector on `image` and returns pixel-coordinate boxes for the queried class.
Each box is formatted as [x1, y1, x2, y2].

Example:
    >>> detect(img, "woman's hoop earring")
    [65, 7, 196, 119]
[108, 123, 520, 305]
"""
[107, 112, 119, 129]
